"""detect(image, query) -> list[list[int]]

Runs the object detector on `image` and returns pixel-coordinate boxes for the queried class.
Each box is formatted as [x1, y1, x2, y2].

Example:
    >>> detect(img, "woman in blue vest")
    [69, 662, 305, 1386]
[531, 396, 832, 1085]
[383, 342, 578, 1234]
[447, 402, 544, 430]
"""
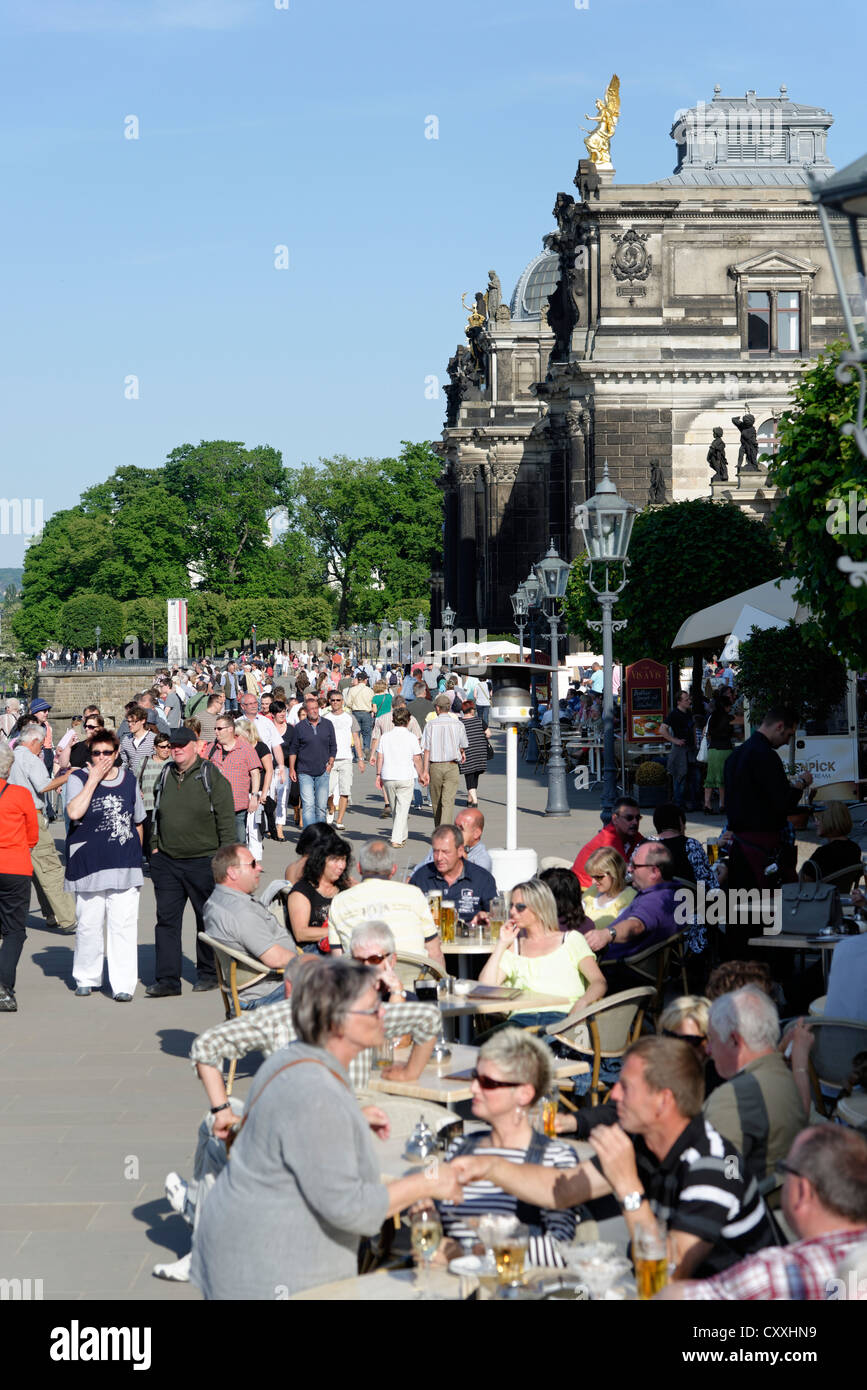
[64, 728, 146, 1001]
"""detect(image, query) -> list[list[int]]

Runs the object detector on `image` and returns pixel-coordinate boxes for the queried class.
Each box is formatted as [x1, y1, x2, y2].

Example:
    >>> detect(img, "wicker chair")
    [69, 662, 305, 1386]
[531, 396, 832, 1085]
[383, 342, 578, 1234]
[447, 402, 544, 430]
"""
[600, 930, 686, 1025]
[393, 949, 446, 994]
[806, 1017, 867, 1118]
[198, 932, 288, 1095]
[544, 987, 655, 1106]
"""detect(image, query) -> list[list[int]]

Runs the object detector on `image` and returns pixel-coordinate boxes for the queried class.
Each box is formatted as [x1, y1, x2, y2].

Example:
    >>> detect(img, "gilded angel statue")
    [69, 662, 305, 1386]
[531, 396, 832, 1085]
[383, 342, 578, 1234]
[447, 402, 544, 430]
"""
[581, 74, 620, 166]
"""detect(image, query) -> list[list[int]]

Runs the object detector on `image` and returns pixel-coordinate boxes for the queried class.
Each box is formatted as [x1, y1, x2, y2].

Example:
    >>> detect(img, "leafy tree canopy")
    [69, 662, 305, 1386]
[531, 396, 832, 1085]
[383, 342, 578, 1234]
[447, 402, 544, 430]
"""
[766, 340, 867, 669]
[59, 593, 124, 650]
[563, 499, 782, 665]
[737, 620, 849, 726]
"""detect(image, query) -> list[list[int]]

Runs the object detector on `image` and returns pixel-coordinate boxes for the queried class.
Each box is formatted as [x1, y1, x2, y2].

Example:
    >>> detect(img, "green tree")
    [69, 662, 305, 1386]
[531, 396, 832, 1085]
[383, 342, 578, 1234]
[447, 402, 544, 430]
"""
[163, 441, 289, 595]
[18, 509, 112, 606]
[11, 596, 63, 655]
[59, 593, 124, 650]
[121, 598, 167, 656]
[187, 592, 230, 655]
[563, 499, 782, 665]
[284, 594, 335, 642]
[766, 340, 867, 669]
[737, 621, 848, 724]
[91, 484, 191, 600]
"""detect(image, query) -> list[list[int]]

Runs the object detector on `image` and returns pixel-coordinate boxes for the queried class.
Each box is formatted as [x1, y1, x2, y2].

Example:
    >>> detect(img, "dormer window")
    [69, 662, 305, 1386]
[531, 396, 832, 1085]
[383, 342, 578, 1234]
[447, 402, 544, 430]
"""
[730, 251, 818, 357]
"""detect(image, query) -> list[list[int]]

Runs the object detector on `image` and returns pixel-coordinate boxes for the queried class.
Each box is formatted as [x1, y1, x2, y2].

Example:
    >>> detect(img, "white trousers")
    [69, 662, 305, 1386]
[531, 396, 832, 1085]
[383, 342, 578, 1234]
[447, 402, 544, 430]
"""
[384, 779, 413, 845]
[72, 887, 140, 995]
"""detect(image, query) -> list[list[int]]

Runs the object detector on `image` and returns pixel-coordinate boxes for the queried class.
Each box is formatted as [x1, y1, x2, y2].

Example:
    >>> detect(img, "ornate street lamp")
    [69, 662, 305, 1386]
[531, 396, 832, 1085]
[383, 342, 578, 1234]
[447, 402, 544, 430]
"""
[574, 461, 639, 824]
[520, 570, 542, 707]
[510, 585, 529, 662]
[442, 602, 455, 667]
[532, 541, 572, 817]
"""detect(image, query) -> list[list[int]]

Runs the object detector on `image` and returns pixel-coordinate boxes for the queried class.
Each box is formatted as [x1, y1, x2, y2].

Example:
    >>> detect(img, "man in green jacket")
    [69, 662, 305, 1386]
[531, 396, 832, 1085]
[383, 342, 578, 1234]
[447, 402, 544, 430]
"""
[146, 728, 237, 998]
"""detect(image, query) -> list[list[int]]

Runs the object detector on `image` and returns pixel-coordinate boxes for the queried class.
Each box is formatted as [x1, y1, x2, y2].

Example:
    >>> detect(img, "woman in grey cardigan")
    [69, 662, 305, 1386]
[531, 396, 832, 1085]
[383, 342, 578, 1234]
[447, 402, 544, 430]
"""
[191, 958, 462, 1299]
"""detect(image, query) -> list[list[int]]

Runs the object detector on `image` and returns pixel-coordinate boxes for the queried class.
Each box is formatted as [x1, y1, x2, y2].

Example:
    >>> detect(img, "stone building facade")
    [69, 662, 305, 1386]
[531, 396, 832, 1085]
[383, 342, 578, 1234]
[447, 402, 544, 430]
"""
[437, 87, 847, 632]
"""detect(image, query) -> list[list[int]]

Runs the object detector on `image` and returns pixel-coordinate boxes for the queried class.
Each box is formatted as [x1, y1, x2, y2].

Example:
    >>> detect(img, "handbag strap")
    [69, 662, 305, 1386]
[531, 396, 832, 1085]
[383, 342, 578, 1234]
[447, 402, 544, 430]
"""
[232, 1056, 350, 1146]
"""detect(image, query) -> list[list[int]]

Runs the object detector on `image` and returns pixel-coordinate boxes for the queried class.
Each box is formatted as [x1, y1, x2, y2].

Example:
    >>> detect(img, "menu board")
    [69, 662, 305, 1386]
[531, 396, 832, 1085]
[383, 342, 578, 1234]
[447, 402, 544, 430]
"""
[625, 659, 668, 742]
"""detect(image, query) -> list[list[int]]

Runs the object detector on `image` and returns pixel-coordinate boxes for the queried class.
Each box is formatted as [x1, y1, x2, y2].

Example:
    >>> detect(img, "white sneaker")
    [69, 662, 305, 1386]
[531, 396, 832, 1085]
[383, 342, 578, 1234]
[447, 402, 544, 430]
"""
[153, 1252, 192, 1282]
[326, 811, 334, 825]
[164, 1171, 188, 1215]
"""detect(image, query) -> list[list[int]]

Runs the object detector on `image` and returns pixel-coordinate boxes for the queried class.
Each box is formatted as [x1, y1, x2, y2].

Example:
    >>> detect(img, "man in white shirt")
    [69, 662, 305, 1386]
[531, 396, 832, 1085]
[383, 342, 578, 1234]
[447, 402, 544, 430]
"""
[376, 706, 426, 847]
[237, 693, 285, 774]
[323, 690, 365, 831]
[327, 838, 444, 967]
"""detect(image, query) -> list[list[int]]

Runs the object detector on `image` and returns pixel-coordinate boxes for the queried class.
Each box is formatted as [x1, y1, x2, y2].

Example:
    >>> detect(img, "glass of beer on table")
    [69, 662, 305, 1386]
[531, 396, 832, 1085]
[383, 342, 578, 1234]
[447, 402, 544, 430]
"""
[426, 890, 442, 929]
[440, 900, 456, 944]
[488, 895, 506, 943]
[634, 1219, 669, 1300]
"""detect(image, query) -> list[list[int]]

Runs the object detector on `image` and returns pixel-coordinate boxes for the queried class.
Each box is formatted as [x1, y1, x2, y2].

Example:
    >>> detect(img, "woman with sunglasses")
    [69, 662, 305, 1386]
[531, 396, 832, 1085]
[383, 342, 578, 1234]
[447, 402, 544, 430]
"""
[580, 847, 635, 931]
[64, 728, 146, 1001]
[435, 1028, 583, 1267]
[479, 878, 606, 1030]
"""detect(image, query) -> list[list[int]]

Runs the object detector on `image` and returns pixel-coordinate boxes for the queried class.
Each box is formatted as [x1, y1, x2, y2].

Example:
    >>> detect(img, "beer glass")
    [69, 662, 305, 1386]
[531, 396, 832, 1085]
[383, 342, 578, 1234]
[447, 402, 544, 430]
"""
[373, 1038, 394, 1070]
[410, 1204, 443, 1296]
[488, 895, 506, 944]
[440, 901, 456, 944]
[634, 1220, 669, 1300]
[706, 839, 718, 866]
[426, 890, 442, 929]
[537, 1091, 558, 1138]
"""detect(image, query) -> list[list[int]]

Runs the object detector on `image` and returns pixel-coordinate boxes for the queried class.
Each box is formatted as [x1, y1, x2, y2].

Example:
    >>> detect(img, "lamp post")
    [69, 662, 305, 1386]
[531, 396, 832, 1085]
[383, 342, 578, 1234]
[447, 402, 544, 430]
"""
[574, 461, 639, 825]
[521, 569, 542, 708]
[442, 602, 455, 671]
[533, 541, 572, 817]
[813, 154, 867, 463]
[510, 585, 529, 662]
[94, 624, 101, 671]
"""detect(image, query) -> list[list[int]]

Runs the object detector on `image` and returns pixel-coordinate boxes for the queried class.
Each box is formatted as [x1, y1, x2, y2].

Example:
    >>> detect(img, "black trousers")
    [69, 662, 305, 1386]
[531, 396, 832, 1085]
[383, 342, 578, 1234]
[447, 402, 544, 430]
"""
[150, 853, 216, 986]
[0, 873, 31, 993]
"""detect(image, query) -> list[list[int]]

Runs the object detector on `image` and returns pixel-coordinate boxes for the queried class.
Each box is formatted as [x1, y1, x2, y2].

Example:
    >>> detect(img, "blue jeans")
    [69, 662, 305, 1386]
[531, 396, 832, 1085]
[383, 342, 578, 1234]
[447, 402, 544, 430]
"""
[240, 982, 286, 1011]
[354, 710, 373, 754]
[298, 772, 329, 827]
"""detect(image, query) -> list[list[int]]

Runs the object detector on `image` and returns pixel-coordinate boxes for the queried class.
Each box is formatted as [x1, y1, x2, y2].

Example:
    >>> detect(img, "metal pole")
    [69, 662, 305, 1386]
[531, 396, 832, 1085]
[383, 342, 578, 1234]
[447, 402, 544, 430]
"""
[600, 586, 618, 824]
[528, 609, 537, 708]
[545, 606, 570, 816]
[517, 617, 525, 662]
[506, 725, 518, 850]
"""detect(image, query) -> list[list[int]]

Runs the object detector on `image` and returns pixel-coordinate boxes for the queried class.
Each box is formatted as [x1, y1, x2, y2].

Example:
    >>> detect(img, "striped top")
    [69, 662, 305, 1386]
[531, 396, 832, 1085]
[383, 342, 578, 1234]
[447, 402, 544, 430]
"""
[460, 714, 489, 775]
[138, 755, 169, 812]
[421, 713, 469, 764]
[620, 1115, 777, 1278]
[438, 1131, 581, 1266]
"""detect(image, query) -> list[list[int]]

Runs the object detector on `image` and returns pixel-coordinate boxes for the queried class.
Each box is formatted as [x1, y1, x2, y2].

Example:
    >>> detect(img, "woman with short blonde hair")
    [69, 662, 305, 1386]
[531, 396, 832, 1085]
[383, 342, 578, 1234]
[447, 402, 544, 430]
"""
[581, 847, 635, 929]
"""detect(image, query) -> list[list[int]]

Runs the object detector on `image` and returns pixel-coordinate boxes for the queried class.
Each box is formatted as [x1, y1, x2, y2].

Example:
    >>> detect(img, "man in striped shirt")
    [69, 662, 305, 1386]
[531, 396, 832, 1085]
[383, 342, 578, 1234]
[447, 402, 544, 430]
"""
[658, 1126, 867, 1300]
[452, 1036, 776, 1280]
[421, 693, 468, 828]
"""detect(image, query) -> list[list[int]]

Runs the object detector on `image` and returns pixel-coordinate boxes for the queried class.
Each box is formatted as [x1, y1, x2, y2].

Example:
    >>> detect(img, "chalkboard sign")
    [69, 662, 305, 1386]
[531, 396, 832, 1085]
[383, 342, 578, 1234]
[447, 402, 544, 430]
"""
[632, 688, 662, 712]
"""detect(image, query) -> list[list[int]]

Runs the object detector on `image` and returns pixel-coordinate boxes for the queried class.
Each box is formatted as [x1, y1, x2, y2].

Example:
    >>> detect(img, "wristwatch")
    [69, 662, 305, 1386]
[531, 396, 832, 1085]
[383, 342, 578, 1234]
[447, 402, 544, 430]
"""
[619, 1190, 644, 1212]
[210, 1102, 232, 1115]
[607, 924, 617, 942]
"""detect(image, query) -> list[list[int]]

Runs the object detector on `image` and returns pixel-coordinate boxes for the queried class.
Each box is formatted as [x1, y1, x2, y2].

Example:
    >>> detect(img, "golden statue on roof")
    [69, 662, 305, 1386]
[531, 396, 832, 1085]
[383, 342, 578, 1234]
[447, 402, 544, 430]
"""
[582, 74, 620, 166]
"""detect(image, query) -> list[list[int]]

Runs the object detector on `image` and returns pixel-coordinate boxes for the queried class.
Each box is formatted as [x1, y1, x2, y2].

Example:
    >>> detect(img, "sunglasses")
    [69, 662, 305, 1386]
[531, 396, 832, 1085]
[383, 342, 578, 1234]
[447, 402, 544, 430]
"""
[353, 952, 388, 966]
[662, 1029, 706, 1047]
[91, 750, 115, 758]
[589, 874, 610, 882]
[470, 1069, 519, 1090]
[84, 722, 100, 730]
[617, 813, 641, 823]
[775, 1159, 802, 1180]
[347, 1003, 386, 1017]
[510, 901, 528, 913]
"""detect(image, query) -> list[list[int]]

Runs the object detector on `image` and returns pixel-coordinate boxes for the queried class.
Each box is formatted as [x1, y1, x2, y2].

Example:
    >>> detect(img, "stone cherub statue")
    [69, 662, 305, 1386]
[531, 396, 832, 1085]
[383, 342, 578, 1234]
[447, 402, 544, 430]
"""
[581, 74, 620, 166]
[707, 426, 728, 482]
[732, 409, 759, 473]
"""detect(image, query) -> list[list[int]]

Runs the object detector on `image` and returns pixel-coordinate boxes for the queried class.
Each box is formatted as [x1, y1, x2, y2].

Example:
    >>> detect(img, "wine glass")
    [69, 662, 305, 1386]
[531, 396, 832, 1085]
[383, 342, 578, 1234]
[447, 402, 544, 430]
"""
[409, 1204, 443, 1296]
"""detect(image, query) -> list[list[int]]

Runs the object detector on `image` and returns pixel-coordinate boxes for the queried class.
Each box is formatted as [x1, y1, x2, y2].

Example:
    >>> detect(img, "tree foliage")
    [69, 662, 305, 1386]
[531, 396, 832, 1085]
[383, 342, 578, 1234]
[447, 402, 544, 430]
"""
[736, 621, 849, 725]
[563, 499, 782, 665]
[766, 341, 867, 669]
[60, 593, 124, 650]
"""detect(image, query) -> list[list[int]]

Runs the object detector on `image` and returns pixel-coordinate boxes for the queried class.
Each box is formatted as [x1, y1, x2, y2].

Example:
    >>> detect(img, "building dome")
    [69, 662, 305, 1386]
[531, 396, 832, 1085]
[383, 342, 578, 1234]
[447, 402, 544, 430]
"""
[509, 251, 559, 321]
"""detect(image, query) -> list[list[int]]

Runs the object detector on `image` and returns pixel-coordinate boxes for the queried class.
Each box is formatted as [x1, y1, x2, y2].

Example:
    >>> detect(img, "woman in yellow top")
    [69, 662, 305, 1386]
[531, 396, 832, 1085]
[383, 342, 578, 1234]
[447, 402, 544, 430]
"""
[580, 847, 636, 930]
[479, 879, 606, 1030]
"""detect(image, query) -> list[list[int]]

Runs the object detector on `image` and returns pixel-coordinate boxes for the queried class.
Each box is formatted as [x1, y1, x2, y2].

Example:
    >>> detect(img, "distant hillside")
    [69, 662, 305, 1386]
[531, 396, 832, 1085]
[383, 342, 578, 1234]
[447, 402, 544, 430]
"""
[0, 569, 23, 592]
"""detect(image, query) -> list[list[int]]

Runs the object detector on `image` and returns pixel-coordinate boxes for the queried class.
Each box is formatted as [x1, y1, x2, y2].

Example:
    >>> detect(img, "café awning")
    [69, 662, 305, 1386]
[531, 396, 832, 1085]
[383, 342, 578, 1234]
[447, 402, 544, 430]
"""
[671, 577, 809, 651]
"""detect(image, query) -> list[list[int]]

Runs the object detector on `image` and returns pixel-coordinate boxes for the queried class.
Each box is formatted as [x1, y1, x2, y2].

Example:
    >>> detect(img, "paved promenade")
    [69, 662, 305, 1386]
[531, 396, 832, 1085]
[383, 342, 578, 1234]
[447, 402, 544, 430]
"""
[0, 736, 792, 1301]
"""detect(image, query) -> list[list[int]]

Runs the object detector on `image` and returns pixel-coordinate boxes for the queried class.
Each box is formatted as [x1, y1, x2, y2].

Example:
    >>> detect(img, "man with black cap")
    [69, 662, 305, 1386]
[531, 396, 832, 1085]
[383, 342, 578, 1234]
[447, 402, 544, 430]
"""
[145, 727, 237, 997]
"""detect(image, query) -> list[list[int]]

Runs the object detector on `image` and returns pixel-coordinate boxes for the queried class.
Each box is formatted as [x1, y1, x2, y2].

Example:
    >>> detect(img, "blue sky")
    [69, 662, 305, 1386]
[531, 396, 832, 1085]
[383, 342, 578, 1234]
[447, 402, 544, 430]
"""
[1, 0, 864, 566]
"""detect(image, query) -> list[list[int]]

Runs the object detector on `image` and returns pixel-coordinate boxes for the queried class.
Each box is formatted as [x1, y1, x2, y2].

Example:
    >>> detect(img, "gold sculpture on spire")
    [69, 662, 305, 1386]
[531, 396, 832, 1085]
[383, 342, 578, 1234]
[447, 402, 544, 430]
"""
[581, 74, 620, 166]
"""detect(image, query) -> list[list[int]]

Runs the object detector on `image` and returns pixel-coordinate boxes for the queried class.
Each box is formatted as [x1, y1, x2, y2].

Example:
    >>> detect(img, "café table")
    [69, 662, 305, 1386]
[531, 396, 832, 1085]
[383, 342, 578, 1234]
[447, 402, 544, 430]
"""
[747, 932, 842, 987]
[565, 738, 603, 786]
[368, 1042, 587, 1104]
[442, 937, 496, 1040]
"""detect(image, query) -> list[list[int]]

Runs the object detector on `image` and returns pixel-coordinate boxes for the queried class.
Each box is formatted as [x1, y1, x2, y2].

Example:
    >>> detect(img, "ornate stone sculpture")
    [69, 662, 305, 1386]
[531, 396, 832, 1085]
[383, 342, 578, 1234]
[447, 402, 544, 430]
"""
[546, 192, 585, 364]
[732, 409, 760, 473]
[611, 228, 652, 283]
[444, 344, 473, 427]
[581, 74, 620, 166]
[461, 291, 489, 376]
[648, 459, 666, 503]
[486, 270, 502, 318]
[707, 426, 728, 481]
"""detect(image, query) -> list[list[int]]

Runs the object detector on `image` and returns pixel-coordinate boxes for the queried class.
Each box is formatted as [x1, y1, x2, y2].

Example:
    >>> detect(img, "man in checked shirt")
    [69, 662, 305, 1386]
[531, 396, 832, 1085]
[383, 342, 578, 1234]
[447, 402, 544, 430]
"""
[153, 943, 441, 1281]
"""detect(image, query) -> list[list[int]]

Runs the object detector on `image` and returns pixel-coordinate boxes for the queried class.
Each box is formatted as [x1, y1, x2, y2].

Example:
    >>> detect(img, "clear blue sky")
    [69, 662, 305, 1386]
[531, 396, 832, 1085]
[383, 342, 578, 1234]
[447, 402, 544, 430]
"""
[1, 0, 864, 566]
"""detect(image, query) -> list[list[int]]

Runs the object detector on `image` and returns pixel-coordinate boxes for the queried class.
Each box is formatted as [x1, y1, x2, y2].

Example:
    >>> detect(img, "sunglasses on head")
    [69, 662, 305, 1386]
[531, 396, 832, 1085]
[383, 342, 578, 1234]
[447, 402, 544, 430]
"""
[470, 1069, 519, 1090]
[662, 1029, 706, 1047]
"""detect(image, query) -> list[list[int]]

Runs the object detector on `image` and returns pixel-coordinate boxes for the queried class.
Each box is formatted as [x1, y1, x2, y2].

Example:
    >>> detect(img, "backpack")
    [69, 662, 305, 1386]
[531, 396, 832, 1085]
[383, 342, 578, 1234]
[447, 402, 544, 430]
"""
[153, 759, 219, 827]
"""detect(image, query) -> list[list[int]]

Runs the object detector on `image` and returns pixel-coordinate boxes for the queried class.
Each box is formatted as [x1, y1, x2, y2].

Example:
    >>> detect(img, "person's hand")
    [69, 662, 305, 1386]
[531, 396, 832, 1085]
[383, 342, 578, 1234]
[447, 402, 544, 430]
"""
[801, 771, 814, 788]
[361, 1105, 390, 1140]
[288, 768, 297, 783]
[379, 1060, 417, 1082]
[88, 760, 115, 784]
[584, 928, 612, 954]
[496, 919, 520, 948]
[450, 1153, 497, 1185]
[421, 772, 430, 787]
[379, 961, 403, 997]
[471, 910, 489, 927]
[554, 1112, 578, 1135]
[212, 1109, 239, 1142]
[357, 759, 366, 774]
[375, 775, 383, 790]
[588, 1123, 641, 1201]
[789, 1017, 815, 1072]
[852, 886, 865, 909]
[422, 1160, 463, 1204]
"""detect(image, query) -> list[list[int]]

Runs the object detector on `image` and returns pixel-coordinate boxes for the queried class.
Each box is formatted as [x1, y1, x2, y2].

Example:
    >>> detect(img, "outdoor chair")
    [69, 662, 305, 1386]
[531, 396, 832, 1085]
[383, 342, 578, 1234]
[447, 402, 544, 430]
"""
[543, 987, 655, 1107]
[198, 932, 288, 1095]
[393, 949, 446, 994]
[805, 1017, 867, 1118]
[259, 878, 295, 931]
[601, 930, 686, 1025]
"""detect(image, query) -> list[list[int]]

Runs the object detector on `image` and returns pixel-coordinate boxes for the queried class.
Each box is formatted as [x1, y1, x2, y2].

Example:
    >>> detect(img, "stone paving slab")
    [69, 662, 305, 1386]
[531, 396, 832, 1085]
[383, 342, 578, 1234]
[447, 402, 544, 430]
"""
[1, 734, 822, 1302]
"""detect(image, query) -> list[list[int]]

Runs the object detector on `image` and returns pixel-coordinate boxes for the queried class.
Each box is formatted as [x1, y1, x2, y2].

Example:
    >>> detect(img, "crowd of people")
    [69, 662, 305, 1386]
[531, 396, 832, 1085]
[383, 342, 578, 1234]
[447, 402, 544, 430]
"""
[0, 651, 865, 1307]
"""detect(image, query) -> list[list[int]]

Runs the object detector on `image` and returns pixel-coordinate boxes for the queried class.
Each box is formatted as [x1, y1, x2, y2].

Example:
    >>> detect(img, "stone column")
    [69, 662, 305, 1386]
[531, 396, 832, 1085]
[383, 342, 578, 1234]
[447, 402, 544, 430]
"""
[455, 453, 479, 629]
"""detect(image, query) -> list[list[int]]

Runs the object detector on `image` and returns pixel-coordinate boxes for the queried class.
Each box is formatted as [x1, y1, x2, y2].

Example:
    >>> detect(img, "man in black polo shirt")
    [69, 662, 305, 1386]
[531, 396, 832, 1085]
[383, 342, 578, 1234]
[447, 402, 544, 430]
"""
[286, 694, 337, 827]
[723, 705, 812, 890]
[659, 690, 698, 810]
[451, 1036, 776, 1280]
[410, 823, 496, 922]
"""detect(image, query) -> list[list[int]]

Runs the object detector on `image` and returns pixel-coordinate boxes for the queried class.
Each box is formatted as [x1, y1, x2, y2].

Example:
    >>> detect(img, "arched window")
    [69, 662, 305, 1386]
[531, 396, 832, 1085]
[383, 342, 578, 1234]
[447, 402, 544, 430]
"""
[757, 418, 780, 460]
